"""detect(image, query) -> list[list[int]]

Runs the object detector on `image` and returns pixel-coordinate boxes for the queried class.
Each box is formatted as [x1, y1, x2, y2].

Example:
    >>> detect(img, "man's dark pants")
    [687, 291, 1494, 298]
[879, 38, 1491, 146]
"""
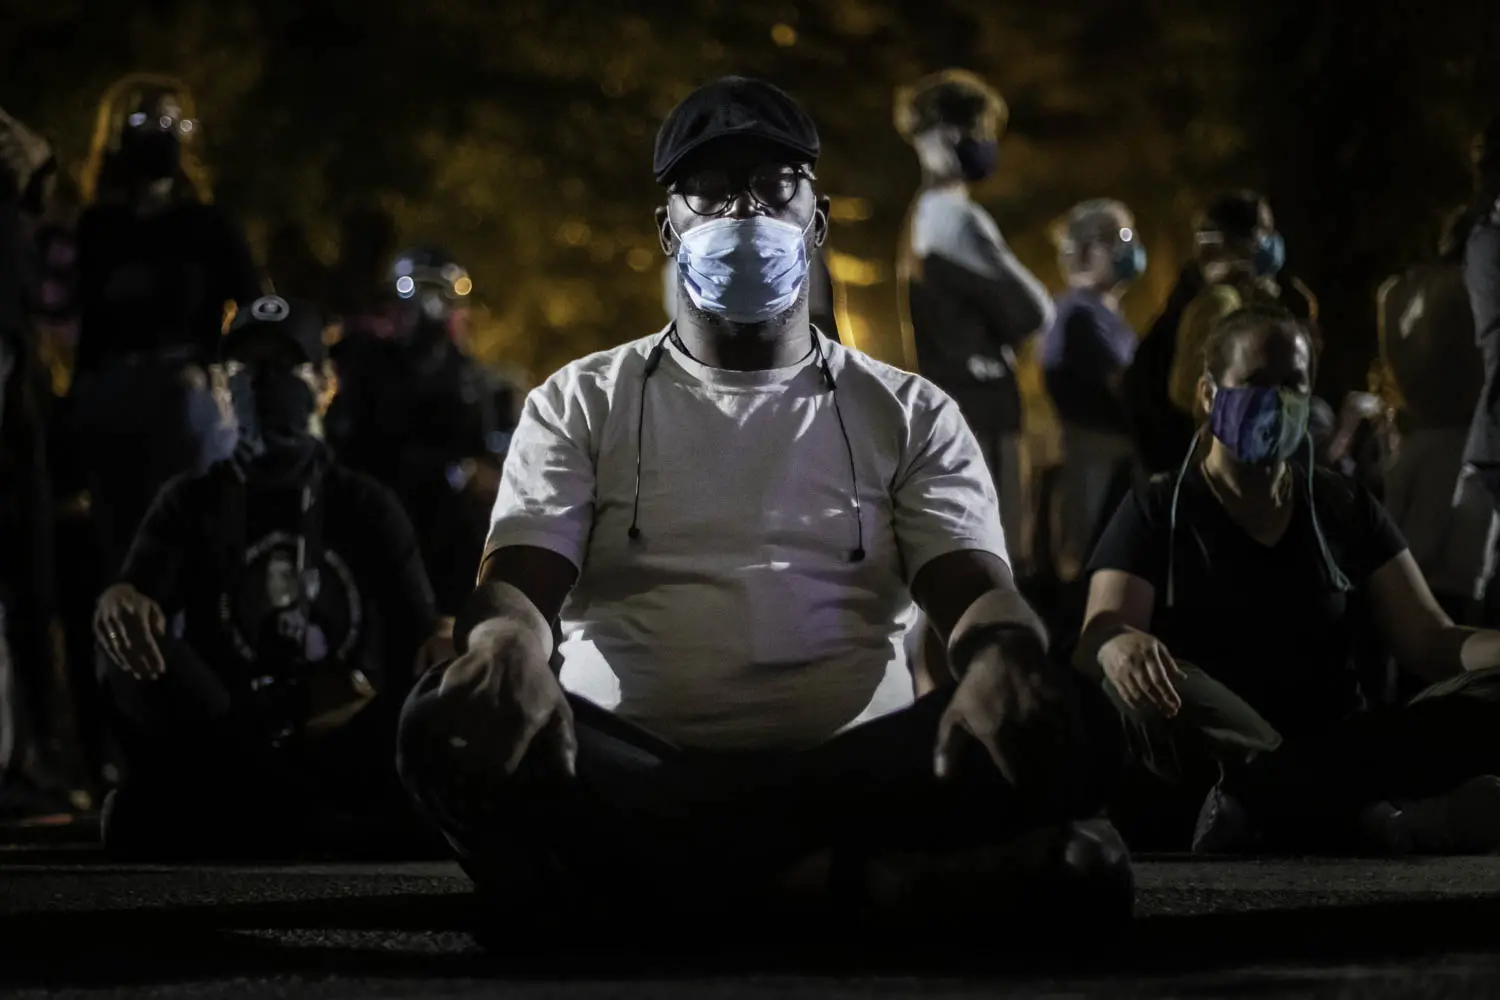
[397, 664, 1126, 925]
[101, 634, 422, 857]
[1106, 662, 1500, 849]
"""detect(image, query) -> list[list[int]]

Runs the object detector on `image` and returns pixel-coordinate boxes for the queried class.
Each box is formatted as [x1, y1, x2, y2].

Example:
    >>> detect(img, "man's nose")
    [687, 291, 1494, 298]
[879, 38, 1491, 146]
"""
[725, 190, 758, 219]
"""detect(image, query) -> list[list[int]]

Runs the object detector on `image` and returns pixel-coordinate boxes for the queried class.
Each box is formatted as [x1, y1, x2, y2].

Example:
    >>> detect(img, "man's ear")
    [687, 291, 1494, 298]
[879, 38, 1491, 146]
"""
[812, 195, 831, 250]
[655, 206, 674, 257]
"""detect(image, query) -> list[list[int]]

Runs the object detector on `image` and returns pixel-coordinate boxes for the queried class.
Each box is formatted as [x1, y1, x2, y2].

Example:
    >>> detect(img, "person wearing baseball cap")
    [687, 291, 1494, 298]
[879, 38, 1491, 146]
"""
[398, 78, 1131, 938]
[93, 295, 445, 858]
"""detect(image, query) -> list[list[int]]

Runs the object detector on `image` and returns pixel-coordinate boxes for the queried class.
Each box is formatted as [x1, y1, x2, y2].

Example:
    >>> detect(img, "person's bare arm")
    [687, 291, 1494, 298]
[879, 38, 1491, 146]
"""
[1367, 550, 1500, 682]
[910, 549, 1047, 673]
[1074, 569, 1157, 680]
[456, 544, 579, 656]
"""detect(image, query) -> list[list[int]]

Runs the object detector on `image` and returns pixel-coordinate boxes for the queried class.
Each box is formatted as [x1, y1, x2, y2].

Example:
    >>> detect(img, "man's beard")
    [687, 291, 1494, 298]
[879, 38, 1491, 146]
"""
[674, 267, 811, 338]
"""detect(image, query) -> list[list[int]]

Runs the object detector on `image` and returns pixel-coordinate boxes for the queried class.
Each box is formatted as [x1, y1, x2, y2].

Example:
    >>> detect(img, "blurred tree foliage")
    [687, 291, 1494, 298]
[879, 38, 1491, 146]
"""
[1, 0, 1496, 398]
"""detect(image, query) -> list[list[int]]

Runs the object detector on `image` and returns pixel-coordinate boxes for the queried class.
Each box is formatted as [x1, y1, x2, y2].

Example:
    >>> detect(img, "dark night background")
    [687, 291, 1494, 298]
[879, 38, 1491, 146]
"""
[3, 0, 1498, 414]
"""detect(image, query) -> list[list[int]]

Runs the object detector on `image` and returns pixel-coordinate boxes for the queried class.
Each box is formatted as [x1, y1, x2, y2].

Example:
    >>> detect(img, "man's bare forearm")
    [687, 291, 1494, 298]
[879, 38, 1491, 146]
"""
[945, 584, 1050, 678]
[455, 580, 553, 657]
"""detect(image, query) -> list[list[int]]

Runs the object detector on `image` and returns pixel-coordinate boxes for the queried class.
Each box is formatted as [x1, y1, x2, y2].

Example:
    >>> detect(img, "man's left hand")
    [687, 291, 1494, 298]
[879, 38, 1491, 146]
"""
[934, 639, 1072, 789]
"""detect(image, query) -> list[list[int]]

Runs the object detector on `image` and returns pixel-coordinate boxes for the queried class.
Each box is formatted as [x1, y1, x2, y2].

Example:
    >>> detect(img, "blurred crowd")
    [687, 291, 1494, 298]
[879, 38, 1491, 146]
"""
[0, 77, 522, 835]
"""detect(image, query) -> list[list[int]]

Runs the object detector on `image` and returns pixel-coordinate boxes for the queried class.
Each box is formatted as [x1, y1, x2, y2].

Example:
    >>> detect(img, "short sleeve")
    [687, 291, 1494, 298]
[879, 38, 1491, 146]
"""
[1342, 480, 1409, 581]
[1085, 483, 1172, 591]
[891, 390, 1010, 582]
[484, 378, 597, 569]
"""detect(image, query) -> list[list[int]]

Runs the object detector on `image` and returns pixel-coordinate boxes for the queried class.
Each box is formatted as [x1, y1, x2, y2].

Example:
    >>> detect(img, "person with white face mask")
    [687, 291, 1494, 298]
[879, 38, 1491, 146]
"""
[397, 77, 1131, 941]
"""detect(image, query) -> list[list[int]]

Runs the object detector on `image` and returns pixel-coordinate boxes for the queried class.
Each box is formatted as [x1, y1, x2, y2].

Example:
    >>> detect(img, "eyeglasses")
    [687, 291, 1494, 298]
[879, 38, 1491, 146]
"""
[671, 164, 814, 217]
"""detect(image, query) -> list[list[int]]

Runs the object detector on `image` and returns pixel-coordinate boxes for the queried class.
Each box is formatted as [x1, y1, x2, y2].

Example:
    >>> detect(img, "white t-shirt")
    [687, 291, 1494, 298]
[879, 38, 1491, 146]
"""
[486, 328, 1009, 750]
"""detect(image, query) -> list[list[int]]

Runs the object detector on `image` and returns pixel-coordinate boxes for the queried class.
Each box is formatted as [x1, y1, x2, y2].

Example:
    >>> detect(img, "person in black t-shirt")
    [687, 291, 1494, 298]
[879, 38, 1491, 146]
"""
[92, 297, 444, 859]
[1077, 305, 1500, 855]
[70, 78, 262, 574]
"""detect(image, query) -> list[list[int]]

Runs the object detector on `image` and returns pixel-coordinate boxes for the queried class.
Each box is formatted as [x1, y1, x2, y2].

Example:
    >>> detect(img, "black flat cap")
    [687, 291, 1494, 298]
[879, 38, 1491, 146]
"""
[222, 295, 328, 364]
[653, 77, 819, 185]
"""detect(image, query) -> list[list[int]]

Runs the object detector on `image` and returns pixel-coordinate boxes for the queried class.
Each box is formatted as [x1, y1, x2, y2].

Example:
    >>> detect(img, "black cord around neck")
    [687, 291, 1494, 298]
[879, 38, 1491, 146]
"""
[627, 327, 865, 563]
[627, 328, 673, 542]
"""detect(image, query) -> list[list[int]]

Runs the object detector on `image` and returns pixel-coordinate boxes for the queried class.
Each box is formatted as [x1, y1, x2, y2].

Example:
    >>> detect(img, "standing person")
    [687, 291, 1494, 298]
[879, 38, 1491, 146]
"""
[71, 76, 262, 574]
[1078, 306, 1500, 855]
[327, 248, 519, 616]
[1379, 209, 1495, 624]
[895, 70, 1054, 571]
[1167, 191, 1317, 423]
[1122, 260, 1204, 477]
[1042, 200, 1146, 580]
[398, 78, 1130, 938]
[1462, 118, 1500, 515]
[93, 297, 444, 858]
[0, 105, 77, 818]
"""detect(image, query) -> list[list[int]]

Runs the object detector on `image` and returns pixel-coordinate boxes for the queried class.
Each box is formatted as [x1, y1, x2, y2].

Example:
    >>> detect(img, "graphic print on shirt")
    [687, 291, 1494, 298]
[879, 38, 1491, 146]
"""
[219, 530, 362, 668]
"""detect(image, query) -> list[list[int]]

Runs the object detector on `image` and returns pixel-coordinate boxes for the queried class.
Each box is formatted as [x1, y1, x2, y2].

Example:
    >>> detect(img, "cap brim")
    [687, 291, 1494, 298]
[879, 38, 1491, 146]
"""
[656, 127, 819, 184]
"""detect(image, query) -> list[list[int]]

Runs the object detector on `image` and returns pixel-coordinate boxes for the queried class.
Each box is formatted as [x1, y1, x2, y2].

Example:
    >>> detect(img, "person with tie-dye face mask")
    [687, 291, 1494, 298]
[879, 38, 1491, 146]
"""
[1075, 305, 1500, 856]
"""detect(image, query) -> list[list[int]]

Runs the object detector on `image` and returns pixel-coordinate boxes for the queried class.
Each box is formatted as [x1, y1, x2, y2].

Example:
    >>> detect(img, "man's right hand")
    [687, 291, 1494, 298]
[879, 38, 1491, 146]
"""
[433, 622, 576, 778]
[94, 584, 167, 681]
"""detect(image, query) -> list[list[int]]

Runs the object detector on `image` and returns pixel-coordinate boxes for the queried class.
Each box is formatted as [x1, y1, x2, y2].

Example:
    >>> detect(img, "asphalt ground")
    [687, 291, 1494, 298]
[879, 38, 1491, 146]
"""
[4, 834, 1500, 999]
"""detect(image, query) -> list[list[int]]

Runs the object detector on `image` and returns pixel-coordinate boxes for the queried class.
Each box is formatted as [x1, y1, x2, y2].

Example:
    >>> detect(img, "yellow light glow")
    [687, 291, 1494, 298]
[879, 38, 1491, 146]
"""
[828, 197, 873, 222]
[454, 276, 473, 297]
[771, 23, 797, 46]
[556, 220, 592, 247]
[826, 250, 884, 287]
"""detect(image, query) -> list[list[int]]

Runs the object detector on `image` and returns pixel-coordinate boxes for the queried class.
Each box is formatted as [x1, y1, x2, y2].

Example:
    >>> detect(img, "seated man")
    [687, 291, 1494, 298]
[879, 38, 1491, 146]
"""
[398, 78, 1129, 938]
[95, 296, 444, 858]
[1077, 304, 1500, 855]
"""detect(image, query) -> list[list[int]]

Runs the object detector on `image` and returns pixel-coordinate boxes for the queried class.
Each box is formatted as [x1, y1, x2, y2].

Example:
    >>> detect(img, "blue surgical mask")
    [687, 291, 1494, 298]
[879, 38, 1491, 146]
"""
[1113, 240, 1148, 284]
[1253, 232, 1285, 277]
[674, 215, 811, 324]
[954, 137, 999, 182]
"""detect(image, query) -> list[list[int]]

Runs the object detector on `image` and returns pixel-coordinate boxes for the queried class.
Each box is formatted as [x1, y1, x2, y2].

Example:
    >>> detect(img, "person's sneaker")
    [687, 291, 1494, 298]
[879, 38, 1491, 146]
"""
[1191, 782, 1259, 854]
[1388, 775, 1500, 855]
[860, 818, 1135, 942]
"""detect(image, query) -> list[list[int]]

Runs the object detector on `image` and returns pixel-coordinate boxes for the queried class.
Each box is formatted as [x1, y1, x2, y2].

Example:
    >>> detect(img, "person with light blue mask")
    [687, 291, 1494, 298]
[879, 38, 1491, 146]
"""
[1041, 199, 1147, 581]
[395, 77, 1133, 942]
[1077, 305, 1500, 857]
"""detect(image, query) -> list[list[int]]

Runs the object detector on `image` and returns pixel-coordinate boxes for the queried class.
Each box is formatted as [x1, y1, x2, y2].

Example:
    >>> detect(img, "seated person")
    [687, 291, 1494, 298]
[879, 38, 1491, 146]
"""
[398, 78, 1130, 937]
[1077, 304, 1500, 855]
[94, 296, 446, 858]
